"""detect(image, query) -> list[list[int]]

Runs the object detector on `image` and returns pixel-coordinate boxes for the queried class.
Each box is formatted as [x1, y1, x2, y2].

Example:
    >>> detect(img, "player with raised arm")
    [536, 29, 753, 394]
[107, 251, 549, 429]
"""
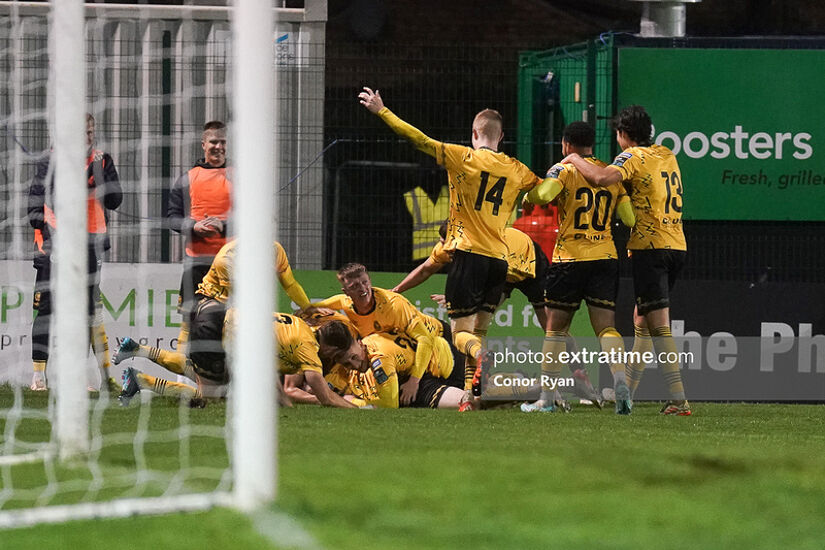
[520, 121, 635, 415]
[359, 87, 543, 408]
[560, 106, 690, 416]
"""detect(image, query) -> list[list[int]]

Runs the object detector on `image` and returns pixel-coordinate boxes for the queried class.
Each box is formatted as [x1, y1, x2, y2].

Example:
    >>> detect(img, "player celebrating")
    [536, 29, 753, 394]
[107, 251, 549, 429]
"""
[359, 87, 543, 406]
[120, 311, 356, 409]
[520, 121, 635, 415]
[312, 263, 446, 406]
[114, 239, 310, 368]
[560, 106, 691, 416]
[317, 322, 464, 409]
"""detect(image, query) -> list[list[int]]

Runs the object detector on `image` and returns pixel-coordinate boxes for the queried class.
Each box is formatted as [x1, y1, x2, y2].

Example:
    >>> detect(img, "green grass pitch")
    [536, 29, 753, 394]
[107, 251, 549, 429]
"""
[2, 393, 825, 549]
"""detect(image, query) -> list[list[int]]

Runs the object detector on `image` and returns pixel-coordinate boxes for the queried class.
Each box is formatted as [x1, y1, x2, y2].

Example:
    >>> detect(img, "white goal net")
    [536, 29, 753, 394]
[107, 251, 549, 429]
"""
[0, 0, 326, 527]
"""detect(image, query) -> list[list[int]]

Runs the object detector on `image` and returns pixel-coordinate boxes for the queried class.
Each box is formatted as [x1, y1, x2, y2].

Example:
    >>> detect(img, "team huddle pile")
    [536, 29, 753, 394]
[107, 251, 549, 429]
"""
[27, 92, 691, 416]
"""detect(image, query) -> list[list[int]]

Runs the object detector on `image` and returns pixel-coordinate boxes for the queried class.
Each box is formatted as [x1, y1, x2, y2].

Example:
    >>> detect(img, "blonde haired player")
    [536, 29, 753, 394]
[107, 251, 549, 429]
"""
[359, 87, 543, 409]
[560, 106, 690, 416]
[312, 263, 448, 407]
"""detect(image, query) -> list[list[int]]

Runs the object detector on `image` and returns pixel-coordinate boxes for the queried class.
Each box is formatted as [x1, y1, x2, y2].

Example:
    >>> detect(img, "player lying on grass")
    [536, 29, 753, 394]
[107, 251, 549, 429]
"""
[295, 320, 465, 409]
[395, 221, 604, 408]
[359, 87, 541, 408]
[113, 239, 311, 379]
[520, 121, 635, 415]
[311, 262, 453, 407]
[119, 310, 357, 409]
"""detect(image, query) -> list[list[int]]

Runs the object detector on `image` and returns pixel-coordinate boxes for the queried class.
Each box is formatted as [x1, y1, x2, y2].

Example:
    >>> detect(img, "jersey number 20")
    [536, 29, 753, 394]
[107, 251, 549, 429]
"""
[573, 188, 612, 231]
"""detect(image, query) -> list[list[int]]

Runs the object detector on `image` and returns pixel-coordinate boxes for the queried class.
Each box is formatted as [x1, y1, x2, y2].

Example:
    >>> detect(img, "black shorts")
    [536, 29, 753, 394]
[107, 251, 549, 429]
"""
[32, 248, 101, 317]
[411, 337, 464, 408]
[545, 259, 619, 311]
[445, 250, 508, 319]
[188, 296, 229, 384]
[503, 240, 551, 307]
[178, 256, 214, 316]
[630, 249, 686, 315]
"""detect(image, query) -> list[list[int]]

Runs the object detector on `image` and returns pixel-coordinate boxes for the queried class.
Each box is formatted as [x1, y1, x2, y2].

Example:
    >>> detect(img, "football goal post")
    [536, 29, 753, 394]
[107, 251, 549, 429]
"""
[0, 0, 327, 527]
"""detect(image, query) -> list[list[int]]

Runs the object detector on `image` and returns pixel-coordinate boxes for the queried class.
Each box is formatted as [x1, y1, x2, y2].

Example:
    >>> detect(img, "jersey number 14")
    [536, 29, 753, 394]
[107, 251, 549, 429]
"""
[474, 171, 506, 216]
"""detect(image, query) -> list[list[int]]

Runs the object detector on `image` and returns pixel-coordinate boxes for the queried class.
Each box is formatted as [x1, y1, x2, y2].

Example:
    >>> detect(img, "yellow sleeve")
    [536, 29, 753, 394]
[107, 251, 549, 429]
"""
[278, 265, 311, 309]
[526, 177, 563, 205]
[616, 194, 635, 227]
[312, 294, 348, 310]
[295, 343, 323, 375]
[428, 241, 452, 266]
[377, 107, 444, 160]
[608, 150, 641, 181]
[388, 294, 434, 378]
[368, 357, 399, 408]
[516, 160, 543, 191]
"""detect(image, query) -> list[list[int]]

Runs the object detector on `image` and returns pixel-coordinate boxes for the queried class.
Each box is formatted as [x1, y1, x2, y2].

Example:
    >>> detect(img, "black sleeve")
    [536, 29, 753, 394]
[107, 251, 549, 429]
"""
[27, 157, 50, 231]
[166, 172, 194, 238]
[99, 152, 123, 210]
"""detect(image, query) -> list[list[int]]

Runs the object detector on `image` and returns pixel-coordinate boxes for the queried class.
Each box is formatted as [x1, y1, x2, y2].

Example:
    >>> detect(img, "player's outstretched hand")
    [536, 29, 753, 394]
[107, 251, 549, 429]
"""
[359, 87, 384, 114]
[430, 294, 446, 307]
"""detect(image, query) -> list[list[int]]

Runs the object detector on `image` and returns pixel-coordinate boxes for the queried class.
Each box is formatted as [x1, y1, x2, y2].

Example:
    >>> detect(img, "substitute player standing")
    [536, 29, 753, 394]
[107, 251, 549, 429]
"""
[560, 106, 691, 415]
[359, 87, 542, 407]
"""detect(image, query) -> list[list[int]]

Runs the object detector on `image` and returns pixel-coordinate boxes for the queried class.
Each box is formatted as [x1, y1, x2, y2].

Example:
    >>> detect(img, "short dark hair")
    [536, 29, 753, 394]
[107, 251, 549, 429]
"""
[337, 262, 368, 282]
[316, 320, 356, 368]
[613, 105, 652, 146]
[562, 121, 595, 148]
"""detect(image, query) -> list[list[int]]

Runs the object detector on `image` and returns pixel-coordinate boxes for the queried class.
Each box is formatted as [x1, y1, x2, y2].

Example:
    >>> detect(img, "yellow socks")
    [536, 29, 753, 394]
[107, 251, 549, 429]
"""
[650, 325, 686, 400]
[626, 324, 652, 394]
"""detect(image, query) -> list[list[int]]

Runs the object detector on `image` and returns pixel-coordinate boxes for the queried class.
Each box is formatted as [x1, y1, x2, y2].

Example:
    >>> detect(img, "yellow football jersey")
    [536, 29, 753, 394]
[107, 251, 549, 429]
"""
[377, 108, 542, 260]
[273, 312, 323, 375]
[503, 227, 536, 283]
[222, 309, 322, 375]
[428, 240, 453, 266]
[549, 157, 629, 262]
[325, 365, 383, 404]
[607, 144, 686, 251]
[439, 144, 542, 260]
[315, 287, 444, 340]
[198, 240, 291, 303]
[427, 228, 536, 283]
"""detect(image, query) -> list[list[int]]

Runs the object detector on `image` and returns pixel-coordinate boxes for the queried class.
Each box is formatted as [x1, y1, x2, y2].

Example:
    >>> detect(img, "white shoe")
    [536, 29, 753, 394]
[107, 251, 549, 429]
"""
[601, 387, 616, 402]
[30, 373, 47, 391]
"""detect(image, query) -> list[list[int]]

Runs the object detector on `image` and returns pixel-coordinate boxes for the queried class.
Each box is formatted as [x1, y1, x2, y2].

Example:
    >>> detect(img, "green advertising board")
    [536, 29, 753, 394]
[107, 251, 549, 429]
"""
[618, 47, 825, 221]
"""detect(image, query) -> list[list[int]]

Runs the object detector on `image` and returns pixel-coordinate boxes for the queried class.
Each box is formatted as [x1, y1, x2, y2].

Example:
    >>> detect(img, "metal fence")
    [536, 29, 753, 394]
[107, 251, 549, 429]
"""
[3, 6, 822, 283]
[0, 3, 325, 268]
